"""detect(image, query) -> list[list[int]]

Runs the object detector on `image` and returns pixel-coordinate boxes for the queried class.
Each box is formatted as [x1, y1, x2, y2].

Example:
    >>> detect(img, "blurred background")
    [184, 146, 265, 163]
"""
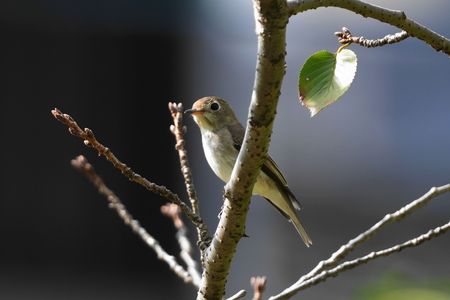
[0, 0, 449, 299]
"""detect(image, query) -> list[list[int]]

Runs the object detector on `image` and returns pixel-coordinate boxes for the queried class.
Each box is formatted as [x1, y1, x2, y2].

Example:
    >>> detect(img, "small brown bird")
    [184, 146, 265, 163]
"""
[185, 96, 312, 246]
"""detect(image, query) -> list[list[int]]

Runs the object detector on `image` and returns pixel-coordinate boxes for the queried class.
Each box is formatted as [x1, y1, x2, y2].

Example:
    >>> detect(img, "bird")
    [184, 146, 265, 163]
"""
[185, 96, 312, 247]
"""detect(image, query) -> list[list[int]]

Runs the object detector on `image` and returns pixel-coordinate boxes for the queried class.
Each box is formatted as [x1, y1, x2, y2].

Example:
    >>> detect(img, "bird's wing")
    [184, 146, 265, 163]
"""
[227, 122, 302, 210]
[264, 156, 288, 185]
[227, 122, 245, 150]
[261, 157, 303, 210]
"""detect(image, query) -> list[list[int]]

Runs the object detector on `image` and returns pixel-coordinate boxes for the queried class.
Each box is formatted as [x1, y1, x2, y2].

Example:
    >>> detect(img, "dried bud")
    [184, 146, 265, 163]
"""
[251, 276, 267, 299]
[84, 128, 94, 138]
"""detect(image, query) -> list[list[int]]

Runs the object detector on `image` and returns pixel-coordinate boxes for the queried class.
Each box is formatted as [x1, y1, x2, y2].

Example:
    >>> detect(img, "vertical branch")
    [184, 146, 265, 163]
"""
[168, 103, 201, 215]
[169, 102, 211, 257]
[197, 0, 289, 299]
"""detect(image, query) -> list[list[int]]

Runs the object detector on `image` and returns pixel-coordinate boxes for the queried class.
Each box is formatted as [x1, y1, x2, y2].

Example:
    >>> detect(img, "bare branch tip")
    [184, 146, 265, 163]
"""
[51, 108, 68, 123]
[168, 101, 184, 114]
[70, 155, 87, 168]
[251, 276, 267, 300]
[161, 203, 184, 229]
[51, 108, 61, 116]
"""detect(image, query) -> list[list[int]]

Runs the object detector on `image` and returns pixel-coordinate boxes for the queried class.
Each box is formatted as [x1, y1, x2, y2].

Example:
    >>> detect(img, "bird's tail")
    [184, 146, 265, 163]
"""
[290, 212, 313, 247]
[264, 195, 313, 247]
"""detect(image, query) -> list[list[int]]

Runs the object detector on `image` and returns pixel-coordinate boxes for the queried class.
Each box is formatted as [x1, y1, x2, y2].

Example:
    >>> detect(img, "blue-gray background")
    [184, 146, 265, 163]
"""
[0, 1, 448, 299]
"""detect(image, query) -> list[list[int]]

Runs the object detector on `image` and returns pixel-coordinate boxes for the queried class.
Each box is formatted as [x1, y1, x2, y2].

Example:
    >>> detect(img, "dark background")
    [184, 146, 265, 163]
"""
[0, 1, 192, 299]
[0, 1, 449, 299]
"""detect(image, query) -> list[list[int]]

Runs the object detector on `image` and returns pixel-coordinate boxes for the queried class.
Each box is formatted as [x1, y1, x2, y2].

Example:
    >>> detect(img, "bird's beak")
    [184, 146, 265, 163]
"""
[184, 108, 205, 116]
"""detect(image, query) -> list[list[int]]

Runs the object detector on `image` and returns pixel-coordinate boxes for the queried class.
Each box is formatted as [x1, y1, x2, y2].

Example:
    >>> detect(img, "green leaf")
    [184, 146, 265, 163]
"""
[298, 48, 357, 117]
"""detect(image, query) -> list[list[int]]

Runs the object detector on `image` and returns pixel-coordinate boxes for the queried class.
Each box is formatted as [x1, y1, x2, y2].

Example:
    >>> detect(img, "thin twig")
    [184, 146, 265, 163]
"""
[71, 155, 193, 285]
[168, 102, 200, 215]
[287, 0, 450, 55]
[51, 108, 207, 232]
[288, 183, 450, 288]
[251, 276, 267, 300]
[335, 27, 409, 48]
[226, 290, 247, 300]
[270, 221, 450, 299]
[161, 203, 202, 288]
[269, 183, 450, 298]
[168, 102, 211, 255]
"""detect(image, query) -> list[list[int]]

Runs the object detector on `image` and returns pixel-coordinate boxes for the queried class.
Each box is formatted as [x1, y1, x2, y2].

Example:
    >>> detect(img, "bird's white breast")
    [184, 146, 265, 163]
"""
[201, 128, 237, 183]
[200, 127, 283, 204]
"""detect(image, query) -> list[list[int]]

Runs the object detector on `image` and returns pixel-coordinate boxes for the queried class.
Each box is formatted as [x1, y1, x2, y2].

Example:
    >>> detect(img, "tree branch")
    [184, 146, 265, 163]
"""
[270, 221, 450, 299]
[71, 155, 193, 285]
[269, 183, 450, 299]
[287, 0, 450, 55]
[196, 0, 289, 299]
[161, 203, 202, 287]
[291, 183, 450, 289]
[335, 27, 409, 48]
[51, 108, 207, 232]
[168, 102, 211, 256]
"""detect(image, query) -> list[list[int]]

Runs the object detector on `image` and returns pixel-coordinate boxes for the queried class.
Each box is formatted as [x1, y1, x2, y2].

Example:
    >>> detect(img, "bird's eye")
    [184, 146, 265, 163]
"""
[210, 102, 220, 111]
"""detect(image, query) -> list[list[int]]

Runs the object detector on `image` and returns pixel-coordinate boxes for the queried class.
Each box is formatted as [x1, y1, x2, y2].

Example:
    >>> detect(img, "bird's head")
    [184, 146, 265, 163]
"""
[185, 96, 237, 131]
